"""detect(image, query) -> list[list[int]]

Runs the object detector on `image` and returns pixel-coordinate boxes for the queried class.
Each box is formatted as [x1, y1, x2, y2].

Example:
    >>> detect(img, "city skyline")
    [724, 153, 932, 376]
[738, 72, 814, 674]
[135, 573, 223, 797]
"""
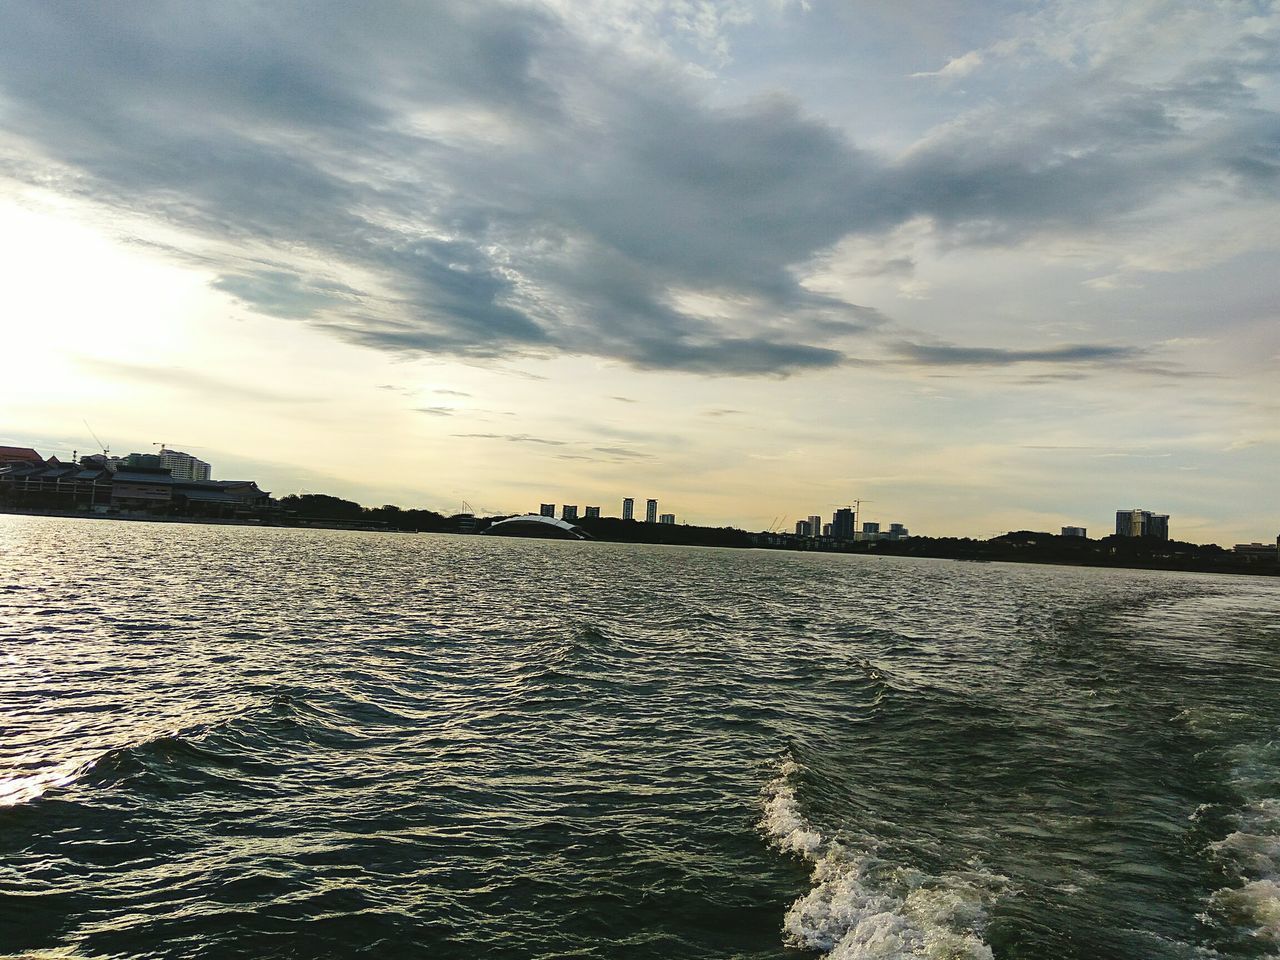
[1, 2, 1277, 543]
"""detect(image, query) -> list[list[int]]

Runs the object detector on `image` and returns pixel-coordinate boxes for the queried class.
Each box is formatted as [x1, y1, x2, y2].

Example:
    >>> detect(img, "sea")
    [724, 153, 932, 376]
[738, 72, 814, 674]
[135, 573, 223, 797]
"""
[2, 515, 1279, 960]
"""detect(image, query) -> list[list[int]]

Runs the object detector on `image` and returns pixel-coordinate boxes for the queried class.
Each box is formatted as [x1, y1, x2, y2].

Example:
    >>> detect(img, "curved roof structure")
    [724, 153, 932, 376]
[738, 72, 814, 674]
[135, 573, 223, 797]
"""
[484, 514, 593, 540]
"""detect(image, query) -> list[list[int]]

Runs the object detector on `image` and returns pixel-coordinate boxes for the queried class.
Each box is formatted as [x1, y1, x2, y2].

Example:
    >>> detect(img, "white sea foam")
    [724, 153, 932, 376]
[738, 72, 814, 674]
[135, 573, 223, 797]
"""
[1207, 797, 1280, 946]
[760, 756, 1001, 960]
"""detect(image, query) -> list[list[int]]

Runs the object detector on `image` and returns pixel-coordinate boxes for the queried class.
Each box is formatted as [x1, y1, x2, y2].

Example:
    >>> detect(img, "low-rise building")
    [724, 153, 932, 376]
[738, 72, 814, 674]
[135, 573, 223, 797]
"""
[659, 513, 675, 524]
[1061, 526, 1087, 537]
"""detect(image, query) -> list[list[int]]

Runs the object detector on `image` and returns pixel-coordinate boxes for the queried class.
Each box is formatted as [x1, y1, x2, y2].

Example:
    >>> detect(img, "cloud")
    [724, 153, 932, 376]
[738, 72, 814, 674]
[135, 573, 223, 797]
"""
[1, 1, 1278, 376]
[453, 432, 567, 445]
[434, 389, 472, 397]
[911, 49, 984, 81]
[892, 342, 1137, 367]
[414, 406, 454, 416]
[77, 357, 312, 403]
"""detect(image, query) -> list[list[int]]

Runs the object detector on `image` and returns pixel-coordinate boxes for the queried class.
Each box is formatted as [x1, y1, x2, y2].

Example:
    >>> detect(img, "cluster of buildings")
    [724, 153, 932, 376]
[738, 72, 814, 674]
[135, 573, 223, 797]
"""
[0, 446, 270, 520]
[793, 507, 909, 542]
[539, 497, 677, 525]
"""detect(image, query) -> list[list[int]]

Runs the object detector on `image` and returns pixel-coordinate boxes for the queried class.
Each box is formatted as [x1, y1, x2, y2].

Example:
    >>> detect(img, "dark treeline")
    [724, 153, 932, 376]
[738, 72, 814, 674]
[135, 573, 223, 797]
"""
[278, 494, 454, 532]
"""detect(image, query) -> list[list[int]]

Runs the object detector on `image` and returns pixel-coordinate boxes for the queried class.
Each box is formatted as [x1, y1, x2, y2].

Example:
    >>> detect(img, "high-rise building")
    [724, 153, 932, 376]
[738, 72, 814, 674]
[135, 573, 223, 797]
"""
[1115, 509, 1169, 540]
[585, 506, 600, 519]
[888, 523, 909, 539]
[645, 498, 658, 523]
[832, 508, 855, 540]
[622, 497, 635, 520]
[807, 515, 822, 538]
[862, 521, 880, 535]
[795, 519, 812, 537]
[540, 503, 556, 518]
[158, 448, 211, 481]
[823, 523, 832, 537]
[1061, 526, 1087, 537]
[562, 505, 578, 521]
[659, 513, 675, 524]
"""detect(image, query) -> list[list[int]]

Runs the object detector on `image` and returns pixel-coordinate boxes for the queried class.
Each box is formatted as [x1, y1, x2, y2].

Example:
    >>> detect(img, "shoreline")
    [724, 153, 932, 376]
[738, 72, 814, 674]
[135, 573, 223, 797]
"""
[3, 507, 1276, 580]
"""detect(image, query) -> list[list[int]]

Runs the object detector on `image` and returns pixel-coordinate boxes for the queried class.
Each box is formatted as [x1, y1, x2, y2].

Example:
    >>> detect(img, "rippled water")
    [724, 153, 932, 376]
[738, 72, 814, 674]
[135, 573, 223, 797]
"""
[3, 516, 1280, 960]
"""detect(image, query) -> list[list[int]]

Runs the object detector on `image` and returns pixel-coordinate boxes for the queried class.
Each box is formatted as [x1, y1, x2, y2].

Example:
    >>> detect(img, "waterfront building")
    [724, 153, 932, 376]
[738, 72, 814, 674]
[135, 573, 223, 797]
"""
[622, 497, 635, 520]
[863, 521, 880, 535]
[1061, 526, 1087, 538]
[795, 519, 812, 537]
[1115, 509, 1170, 539]
[1234, 541, 1279, 560]
[585, 506, 600, 519]
[823, 523, 832, 537]
[540, 503, 555, 517]
[807, 515, 822, 538]
[158, 448, 211, 482]
[645, 498, 658, 523]
[0, 446, 43, 466]
[888, 523, 909, 540]
[832, 508, 855, 540]
[562, 505, 578, 521]
[659, 513, 675, 525]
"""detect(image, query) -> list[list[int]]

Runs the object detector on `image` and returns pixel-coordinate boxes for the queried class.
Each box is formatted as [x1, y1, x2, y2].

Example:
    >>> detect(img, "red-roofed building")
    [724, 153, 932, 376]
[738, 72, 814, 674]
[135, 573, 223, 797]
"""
[0, 446, 43, 466]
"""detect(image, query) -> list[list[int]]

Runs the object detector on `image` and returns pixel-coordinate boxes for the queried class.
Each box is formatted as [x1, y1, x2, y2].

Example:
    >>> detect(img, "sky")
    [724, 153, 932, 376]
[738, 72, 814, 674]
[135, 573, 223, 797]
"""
[1, 0, 1277, 542]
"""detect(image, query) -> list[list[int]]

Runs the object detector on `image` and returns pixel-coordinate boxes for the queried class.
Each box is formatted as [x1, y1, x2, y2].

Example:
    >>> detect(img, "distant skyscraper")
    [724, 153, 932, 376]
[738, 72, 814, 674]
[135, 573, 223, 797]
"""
[822, 523, 832, 537]
[832, 508, 854, 540]
[659, 513, 675, 524]
[795, 519, 812, 537]
[622, 497, 635, 520]
[158, 448, 211, 481]
[1115, 509, 1169, 539]
[1061, 526, 1087, 538]
[540, 503, 555, 517]
[807, 515, 822, 538]
[862, 521, 880, 535]
[585, 506, 600, 519]
[888, 523, 908, 539]
[562, 505, 578, 521]
[645, 498, 658, 523]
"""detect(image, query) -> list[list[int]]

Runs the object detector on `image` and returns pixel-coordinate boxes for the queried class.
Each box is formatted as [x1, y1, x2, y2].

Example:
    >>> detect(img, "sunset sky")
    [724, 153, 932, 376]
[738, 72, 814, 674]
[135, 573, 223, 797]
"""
[2, 0, 1277, 541]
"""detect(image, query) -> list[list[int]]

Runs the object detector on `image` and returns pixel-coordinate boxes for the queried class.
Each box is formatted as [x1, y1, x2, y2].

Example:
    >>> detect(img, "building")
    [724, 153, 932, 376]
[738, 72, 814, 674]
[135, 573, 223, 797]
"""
[862, 521, 880, 535]
[645, 498, 658, 523]
[484, 514, 593, 541]
[659, 513, 675, 525]
[1234, 540, 1279, 560]
[1061, 526, 1087, 538]
[807, 515, 822, 538]
[888, 523, 909, 540]
[832, 508, 855, 540]
[585, 506, 600, 519]
[0, 446, 43, 467]
[158, 448, 211, 482]
[539, 503, 555, 517]
[823, 523, 832, 537]
[622, 497, 634, 520]
[1115, 509, 1170, 539]
[562, 505, 578, 521]
[795, 519, 812, 537]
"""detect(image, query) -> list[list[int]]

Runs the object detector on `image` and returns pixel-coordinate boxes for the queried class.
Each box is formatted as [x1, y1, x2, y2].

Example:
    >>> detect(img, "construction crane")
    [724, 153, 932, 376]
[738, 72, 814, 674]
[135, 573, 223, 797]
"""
[82, 419, 109, 456]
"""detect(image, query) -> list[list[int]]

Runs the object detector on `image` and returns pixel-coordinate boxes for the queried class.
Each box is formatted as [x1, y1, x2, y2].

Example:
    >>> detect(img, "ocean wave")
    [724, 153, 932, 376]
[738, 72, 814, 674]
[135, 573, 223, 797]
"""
[0, 693, 310, 807]
[1206, 796, 1280, 947]
[1202, 734, 1280, 951]
[760, 755, 1003, 960]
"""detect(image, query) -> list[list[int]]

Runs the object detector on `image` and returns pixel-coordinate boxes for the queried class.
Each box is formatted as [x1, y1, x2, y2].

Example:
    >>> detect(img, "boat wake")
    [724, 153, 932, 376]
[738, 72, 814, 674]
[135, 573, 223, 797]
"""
[761, 755, 1004, 960]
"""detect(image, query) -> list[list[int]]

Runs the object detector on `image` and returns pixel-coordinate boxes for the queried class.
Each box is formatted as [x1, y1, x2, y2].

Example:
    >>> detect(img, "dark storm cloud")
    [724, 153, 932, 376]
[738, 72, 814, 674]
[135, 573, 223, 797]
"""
[894, 342, 1138, 366]
[1, 2, 1276, 374]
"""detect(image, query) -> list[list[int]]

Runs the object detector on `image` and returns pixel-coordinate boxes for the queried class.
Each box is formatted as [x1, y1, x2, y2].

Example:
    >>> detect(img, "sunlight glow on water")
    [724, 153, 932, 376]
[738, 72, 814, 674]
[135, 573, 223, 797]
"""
[2, 516, 1279, 959]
